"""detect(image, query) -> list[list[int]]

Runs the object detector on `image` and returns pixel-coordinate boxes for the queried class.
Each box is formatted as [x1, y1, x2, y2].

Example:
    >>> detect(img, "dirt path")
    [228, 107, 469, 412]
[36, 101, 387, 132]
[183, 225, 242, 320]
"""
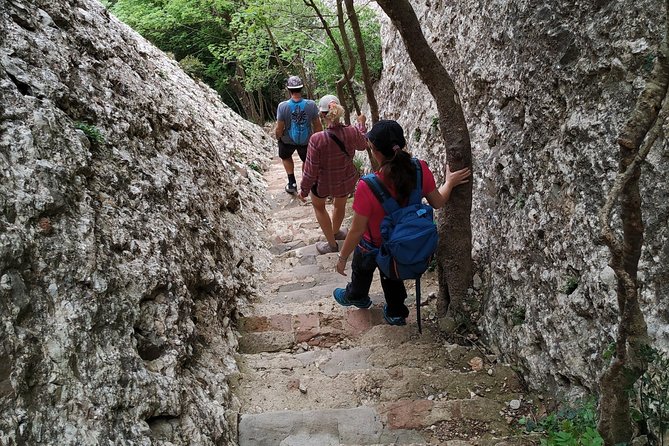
[231, 156, 540, 445]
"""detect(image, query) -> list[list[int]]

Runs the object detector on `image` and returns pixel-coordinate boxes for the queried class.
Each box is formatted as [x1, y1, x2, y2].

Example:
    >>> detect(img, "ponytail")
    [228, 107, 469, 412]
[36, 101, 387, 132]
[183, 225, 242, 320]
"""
[379, 147, 416, 204]
[325, 103, 345, 124]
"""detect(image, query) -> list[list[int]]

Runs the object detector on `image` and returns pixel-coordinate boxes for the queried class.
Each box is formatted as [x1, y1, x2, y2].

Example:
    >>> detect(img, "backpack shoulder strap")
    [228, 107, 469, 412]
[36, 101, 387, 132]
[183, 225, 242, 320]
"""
[361, 174, 400, 215]
[326, 130, 350, 158]
[408, 158, 423, 205]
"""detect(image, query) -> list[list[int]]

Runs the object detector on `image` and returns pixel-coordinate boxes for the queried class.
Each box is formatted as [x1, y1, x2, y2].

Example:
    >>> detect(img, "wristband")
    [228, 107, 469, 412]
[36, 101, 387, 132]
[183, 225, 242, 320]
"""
[338, 255, 348, 262]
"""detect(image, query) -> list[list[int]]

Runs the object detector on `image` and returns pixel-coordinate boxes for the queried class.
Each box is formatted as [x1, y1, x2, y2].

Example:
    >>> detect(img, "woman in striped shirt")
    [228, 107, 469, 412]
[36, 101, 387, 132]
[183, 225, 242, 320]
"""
[297, 95, 368, 254]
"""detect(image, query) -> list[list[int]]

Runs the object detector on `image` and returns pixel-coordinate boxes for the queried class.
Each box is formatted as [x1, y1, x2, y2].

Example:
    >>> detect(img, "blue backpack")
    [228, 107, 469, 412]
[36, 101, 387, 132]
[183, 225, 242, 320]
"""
[361, 158, 438, 333]
[287, 99, 310, 145]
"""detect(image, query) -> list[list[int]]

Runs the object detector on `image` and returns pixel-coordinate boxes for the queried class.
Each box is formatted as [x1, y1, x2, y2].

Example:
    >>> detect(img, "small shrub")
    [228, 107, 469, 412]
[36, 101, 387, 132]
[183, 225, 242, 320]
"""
[520, 398, 603, 446]
[634, 347, 669, 445]
[563, 276, 579, 295]
[248, 162, 262, 173]
[511, 307, 526, 326]
[413, 128, 421, 142]
[431, 116, 439, 132]
[644, 54, 656, 73]
[179, 55, 206, 78]
[353, 156, 365, 175]
[602, 342, 616, 361]
[75, 122, 105, 145]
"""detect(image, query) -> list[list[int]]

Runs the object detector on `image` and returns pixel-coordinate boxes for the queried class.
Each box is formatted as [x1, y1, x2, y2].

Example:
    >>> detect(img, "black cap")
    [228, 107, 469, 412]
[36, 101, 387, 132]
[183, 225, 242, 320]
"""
[366, 120, 406, 155]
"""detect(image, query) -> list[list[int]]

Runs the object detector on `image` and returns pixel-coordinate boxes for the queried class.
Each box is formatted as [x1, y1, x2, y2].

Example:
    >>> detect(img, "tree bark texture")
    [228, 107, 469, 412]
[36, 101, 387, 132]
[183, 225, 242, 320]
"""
[336, 0, 360, 124]
[375, 0, 474, 324]
[230, 64, 258, 123]
[344, 0, 379, 124]
[344, 0, 380, 171]
[597, 2, 669, 443]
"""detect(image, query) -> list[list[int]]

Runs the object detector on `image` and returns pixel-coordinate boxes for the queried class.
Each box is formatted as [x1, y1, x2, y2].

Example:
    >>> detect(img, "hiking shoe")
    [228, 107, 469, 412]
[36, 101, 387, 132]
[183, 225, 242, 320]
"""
[285, 183, 297, 194]
[316, 241, 338, 254]
[334, 228, 348, 240]
[333, 288, 372, 309]
[383, 304, 407, 326]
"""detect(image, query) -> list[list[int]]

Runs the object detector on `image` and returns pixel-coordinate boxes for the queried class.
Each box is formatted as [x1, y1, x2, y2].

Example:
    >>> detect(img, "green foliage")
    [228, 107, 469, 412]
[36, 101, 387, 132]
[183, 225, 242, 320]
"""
[75, 122, 105, 144]
[179, 55, 207, 78]
[520, 399, 604, 446]
[427, 257, 437, 272]
[634, 347, 669, 445]
[111, 0, 238, 108]
[110, 0, 382, 119]
[511, 307, 526, 326]
[413, 128, 422, 142]
[431, 116, 439, 132]
[602, 342, 616, 361]
[308, 4, 382, 101]
[247, 162, 262, 173]
[563, 276, 579, 295]
[644, 53, 656, 73]
[352, 155, 365, 175]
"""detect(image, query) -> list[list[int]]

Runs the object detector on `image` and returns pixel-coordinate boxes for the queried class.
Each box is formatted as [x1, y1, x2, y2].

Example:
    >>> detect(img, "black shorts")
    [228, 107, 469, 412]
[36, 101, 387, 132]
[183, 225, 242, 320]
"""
[311, 183, 326, 199]
[278, 140, 308, 162]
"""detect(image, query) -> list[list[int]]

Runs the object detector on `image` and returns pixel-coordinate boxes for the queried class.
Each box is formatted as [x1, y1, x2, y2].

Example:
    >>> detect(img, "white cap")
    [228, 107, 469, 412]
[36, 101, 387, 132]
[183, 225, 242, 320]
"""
[319, 94, 340, 112]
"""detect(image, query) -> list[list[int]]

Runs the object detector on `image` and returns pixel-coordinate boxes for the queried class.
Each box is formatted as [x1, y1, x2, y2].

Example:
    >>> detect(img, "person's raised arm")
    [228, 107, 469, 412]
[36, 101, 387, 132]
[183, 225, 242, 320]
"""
[351, 114, 368, 151]
[425, 164, 471, 209]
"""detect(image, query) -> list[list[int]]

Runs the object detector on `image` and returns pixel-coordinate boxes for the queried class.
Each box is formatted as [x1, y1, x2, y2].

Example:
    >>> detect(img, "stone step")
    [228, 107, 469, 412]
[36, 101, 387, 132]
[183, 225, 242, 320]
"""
[233, 346, 524, 414]
[237, 306, 449, 353]
[238, 406, 427, 445]
[238, 396, 528, 446]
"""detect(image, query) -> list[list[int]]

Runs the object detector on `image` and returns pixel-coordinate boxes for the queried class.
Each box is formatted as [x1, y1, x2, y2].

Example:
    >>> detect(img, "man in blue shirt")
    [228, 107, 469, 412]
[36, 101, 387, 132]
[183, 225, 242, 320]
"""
[275, 76, 322, 194]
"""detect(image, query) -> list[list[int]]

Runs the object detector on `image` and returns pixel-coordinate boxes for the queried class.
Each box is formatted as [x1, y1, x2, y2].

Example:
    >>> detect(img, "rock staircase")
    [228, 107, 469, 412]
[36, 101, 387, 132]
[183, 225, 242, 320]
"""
[231, 157, 539, 446]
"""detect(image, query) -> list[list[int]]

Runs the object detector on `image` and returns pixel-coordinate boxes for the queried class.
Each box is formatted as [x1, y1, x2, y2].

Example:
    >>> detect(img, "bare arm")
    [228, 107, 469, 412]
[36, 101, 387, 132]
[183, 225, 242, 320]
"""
[311, 116, 323, 133]
[275, 120, 285, 140]
[336, 211, 368, 275]
[425, 164, 471, 209]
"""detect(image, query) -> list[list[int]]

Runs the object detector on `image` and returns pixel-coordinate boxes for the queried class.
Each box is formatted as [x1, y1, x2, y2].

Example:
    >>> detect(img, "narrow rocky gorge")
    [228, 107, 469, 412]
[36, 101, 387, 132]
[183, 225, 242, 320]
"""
[1, 0, 667, 444]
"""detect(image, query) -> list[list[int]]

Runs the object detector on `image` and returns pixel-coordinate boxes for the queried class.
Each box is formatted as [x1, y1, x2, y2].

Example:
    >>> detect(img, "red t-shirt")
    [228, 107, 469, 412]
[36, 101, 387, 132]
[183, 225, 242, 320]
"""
[353, 159, 437, 247]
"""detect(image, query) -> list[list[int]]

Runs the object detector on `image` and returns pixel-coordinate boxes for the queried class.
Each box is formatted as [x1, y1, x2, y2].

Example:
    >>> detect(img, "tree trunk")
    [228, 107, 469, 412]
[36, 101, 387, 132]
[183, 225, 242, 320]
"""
[336, 0, 360, 118]
[375, 0, 473, 327]
[344, 0, 380, 124]
[343, 0, 380, 170]
[230, 64, 258, 122]
[264, 23, 290, 79]
[304, 0, 358, 110]
[597, 5, 668, 442]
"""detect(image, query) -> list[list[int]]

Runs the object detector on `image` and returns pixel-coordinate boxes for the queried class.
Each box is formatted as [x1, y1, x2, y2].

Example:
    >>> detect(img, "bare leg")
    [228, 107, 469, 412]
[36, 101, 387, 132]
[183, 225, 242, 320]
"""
[311, 194, 337, 248]
[331, 196, 348, 234]
[282, 157, 295, 176]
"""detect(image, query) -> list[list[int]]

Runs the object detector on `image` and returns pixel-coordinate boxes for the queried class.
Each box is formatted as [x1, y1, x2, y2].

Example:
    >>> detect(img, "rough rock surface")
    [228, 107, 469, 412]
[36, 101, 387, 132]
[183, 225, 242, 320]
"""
[0, 0, 272, 444]
[373, 0, 668, 396]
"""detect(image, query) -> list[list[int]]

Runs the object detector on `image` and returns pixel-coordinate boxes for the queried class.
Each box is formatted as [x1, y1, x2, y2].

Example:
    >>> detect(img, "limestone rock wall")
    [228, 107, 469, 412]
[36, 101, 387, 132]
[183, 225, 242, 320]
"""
[374, 0, 668, 396]
[0, 0, 272, 443]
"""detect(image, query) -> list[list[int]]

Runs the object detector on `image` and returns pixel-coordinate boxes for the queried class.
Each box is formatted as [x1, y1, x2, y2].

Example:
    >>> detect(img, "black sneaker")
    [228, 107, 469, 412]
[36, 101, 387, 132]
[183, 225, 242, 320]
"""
[285, 183, 297, 194]
[383, 304, 406, 326]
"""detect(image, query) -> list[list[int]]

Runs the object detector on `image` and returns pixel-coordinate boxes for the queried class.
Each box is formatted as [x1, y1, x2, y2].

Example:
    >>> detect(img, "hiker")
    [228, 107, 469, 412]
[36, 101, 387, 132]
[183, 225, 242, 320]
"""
[295, 95, 368, 255]
[333, 120, 471, 325]
[275, 75, 323, 194]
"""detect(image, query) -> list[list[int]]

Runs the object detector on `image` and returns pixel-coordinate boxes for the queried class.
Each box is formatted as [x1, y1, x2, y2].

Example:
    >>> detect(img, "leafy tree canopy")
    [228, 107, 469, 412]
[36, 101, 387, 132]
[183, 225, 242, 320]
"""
[108, 0, 382, 121]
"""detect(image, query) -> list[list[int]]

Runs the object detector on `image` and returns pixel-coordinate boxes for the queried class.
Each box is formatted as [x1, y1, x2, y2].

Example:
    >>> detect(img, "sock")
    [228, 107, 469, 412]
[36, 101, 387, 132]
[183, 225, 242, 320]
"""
[288, 174, 296, 185]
